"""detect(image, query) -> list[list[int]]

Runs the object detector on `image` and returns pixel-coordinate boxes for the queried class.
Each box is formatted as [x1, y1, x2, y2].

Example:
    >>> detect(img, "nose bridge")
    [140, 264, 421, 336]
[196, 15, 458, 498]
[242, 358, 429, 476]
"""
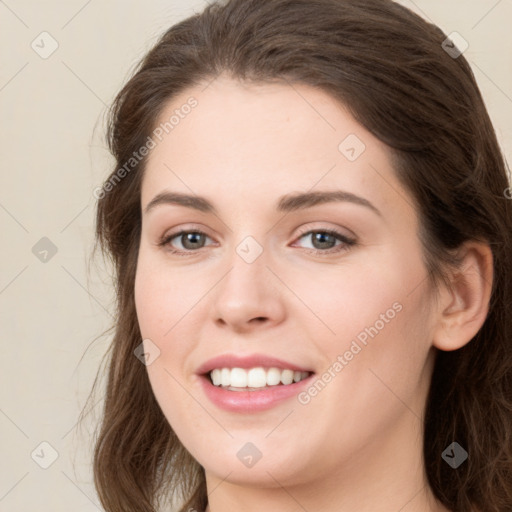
[234, 234, 266, 267]
[222, 234, 269, 294]
[212, 232, 284, 327]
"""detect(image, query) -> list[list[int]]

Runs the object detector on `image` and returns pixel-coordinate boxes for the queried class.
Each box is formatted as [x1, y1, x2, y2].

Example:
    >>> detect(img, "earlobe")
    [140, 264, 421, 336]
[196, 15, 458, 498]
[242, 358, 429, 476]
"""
[432, 241, 493, 352]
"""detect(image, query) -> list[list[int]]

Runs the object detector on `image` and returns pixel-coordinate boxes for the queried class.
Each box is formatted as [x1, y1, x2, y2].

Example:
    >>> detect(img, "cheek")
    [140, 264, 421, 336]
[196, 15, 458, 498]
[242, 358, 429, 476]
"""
[286, 256, 412, 352]
[134, 259, 199, 429]
[338, 284, 434, 421]
[134, 250, 207, 387]
[303, 243, 434, 397]
[134, 249, 194, 339]
[134, 266, 162, 339]
[303, 289, 433, 463]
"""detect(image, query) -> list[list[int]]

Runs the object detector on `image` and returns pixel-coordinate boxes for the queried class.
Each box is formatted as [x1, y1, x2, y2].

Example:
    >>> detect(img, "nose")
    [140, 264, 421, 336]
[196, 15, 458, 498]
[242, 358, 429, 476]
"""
[211, 241, 286, 333]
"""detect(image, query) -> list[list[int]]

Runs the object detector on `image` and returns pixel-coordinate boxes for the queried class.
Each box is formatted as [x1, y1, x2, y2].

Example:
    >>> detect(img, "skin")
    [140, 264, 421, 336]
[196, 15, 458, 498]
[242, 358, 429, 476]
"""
[134, 74, 492, 512]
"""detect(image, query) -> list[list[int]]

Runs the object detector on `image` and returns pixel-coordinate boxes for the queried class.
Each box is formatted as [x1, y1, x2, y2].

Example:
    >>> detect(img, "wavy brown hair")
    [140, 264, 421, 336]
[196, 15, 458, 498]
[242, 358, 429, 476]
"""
[83, 0, 512, 510]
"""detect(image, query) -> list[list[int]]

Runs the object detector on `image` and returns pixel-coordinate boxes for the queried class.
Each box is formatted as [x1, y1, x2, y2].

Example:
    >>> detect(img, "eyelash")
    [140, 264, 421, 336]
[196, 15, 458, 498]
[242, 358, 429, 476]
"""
[157, 227, 357, 256]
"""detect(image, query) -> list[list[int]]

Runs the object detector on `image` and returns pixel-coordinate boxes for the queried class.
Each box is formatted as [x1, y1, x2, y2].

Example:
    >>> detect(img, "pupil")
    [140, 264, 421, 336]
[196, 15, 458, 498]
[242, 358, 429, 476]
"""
[183, 232, 203, 249]
[313, 232, 334, 249]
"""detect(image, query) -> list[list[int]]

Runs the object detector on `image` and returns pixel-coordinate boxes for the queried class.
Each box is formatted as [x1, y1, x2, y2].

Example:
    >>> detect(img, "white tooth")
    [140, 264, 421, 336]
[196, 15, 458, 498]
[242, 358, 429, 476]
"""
[248, 367, 267, 387]
[266, 367, 282, 386]
[210, 367, 310, 388]
[221, 368, 231, 386]
[280, 369, 294, 385]
[211, 369, 221, 386]
[230, 367, 247, 387]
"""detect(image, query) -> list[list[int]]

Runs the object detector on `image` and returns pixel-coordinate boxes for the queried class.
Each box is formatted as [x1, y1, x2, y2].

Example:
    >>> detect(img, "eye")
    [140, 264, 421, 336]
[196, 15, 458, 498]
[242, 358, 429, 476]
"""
[158, 227, 357, 256]
[158, 229, 215, 254]
[292, 228, 357, 254]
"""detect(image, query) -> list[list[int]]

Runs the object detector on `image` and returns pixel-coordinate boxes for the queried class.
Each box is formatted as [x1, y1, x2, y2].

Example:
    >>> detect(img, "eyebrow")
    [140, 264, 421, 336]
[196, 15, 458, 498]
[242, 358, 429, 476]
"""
[143, 190, 382, 217]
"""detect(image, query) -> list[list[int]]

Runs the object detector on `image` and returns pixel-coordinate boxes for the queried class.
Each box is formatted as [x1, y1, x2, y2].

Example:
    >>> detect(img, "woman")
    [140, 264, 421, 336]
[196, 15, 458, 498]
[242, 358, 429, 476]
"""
[86, 0, 512, 510]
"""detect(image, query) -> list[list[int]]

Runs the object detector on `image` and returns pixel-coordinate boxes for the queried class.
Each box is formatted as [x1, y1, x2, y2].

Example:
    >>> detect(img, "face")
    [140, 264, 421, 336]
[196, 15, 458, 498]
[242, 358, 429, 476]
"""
[135, 75, 439, 488]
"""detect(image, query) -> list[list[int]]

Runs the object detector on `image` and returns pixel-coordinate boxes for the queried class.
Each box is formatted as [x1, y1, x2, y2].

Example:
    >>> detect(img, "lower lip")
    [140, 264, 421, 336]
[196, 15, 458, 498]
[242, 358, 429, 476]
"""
[198, 374, 315, 413]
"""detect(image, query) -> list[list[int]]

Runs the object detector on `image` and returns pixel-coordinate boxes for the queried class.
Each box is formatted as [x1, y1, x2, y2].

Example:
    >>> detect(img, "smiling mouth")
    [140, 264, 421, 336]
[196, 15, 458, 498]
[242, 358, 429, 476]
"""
[204, 367, 314, 390]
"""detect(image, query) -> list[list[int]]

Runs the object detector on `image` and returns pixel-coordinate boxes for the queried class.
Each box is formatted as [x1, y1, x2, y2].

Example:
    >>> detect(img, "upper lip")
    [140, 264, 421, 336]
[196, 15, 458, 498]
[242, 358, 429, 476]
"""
[196, 354, 314, 375]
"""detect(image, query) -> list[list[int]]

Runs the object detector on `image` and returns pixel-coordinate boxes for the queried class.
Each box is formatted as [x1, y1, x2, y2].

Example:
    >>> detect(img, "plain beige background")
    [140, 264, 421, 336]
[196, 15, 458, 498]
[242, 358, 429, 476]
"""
[1, 1, 511, 510]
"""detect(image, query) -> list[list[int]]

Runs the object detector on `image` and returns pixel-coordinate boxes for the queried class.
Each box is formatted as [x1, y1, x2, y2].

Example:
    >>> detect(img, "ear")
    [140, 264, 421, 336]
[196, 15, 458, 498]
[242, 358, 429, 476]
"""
[432, 241, 493, 352]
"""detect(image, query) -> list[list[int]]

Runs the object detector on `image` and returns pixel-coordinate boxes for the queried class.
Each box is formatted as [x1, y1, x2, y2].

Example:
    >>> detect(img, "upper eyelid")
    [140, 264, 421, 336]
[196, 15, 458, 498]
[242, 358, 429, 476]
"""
[163, 221, 355, 239]
[294, 224, 355, 239]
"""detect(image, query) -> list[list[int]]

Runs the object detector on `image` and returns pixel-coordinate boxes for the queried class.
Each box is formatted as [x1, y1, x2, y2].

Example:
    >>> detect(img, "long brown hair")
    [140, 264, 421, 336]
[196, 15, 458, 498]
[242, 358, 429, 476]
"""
[84, 0, 512, 510]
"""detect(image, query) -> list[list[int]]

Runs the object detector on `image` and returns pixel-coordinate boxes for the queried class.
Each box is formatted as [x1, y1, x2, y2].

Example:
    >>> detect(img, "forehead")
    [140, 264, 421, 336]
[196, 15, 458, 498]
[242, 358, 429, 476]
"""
[141, 75, 411, 220]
